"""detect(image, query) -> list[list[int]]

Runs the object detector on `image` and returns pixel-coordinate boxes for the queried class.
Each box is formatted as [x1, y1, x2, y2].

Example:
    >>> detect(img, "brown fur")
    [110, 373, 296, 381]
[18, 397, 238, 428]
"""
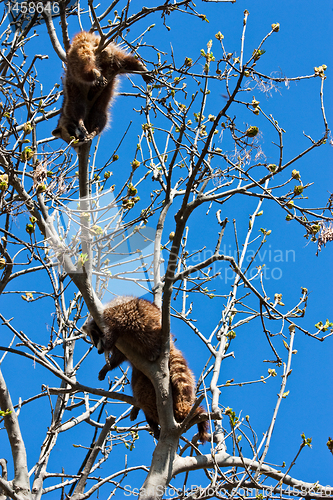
[83, 297, 162, 380]
[52, 31, 151, 147]
[130, 342, 209, 443]
[83, 297, 209, 443]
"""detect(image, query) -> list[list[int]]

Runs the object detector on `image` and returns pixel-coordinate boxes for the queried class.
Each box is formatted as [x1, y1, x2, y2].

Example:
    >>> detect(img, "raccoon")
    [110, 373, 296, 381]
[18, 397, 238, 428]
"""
[83, 297, 162, 380]
[83, 297, 209, 443]
[52, 31, 152, 147]
[130, 342, 209, 443]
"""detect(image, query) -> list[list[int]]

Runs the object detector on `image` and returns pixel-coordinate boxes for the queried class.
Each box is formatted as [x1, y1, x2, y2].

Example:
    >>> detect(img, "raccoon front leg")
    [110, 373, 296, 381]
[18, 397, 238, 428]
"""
[98, 346, 127, 380]
[107, 346, 127, 370]
[84, 83, 113, 140]
[63, 85, 90, 142]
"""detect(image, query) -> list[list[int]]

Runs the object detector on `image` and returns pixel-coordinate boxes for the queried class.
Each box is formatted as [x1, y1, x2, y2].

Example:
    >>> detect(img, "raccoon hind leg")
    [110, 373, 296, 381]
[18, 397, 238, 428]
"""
[67, 32, 101, 84]
[146, 416, 160, 440]
[130, 407, 160, 439]
[98, 364, 110, 381]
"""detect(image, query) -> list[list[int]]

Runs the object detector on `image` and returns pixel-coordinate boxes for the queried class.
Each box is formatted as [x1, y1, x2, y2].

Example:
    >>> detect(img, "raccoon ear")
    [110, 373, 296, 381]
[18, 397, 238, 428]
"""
[52, 127, 62, 138]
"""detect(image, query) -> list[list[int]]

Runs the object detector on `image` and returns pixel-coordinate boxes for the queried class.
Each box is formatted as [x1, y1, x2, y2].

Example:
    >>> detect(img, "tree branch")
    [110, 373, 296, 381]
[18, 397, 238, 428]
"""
[72, 415, 116, 497]
[42, 10, 66, 61]
[0, 368, 31, 499]
[173, 451, 327, 493]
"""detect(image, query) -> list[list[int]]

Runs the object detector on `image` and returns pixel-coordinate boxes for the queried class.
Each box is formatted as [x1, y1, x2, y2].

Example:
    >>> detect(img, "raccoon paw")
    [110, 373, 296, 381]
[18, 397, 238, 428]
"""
[86, 131, 98, 141]
[147, 347, 161, 362]
[73, 131, 97, 149]
[92, 68, 102, 80]
[95, 74, 108, 87]
[68, 123, 89, 146]
[98, 364, 109, 380]
[130, 406, 140, 422]
[150, 423, 160, 440]
[147, 354, 158, 362]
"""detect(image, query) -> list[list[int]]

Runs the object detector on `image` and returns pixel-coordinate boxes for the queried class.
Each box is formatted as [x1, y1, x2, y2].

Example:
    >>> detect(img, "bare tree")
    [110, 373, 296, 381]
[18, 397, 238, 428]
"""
[0, 2, 332, 500]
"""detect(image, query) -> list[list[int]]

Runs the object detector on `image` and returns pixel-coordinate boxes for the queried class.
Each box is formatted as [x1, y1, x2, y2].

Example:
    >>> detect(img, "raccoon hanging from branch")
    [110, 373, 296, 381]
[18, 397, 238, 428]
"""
[52, 31, 152, 147]
[130, 342, 208, 442]
[83, 296, 209, 443]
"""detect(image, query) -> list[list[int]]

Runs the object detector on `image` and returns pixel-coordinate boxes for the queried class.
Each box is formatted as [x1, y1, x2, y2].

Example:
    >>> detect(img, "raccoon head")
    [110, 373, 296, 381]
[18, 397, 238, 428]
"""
[82, 317, 105, 354]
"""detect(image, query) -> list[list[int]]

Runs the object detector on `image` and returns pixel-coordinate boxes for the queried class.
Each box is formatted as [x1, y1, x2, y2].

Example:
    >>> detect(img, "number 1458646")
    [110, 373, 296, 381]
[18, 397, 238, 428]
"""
[6, 2, 60, 15]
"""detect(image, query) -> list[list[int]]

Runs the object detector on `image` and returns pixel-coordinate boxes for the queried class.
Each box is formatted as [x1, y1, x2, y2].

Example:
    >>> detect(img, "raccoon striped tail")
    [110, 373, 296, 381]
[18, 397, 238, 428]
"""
[169, 343, 209, 443]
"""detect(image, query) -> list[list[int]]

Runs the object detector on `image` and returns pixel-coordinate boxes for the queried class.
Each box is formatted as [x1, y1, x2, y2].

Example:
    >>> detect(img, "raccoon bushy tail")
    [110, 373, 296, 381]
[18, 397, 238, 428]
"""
[169, 343, 209, 443]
